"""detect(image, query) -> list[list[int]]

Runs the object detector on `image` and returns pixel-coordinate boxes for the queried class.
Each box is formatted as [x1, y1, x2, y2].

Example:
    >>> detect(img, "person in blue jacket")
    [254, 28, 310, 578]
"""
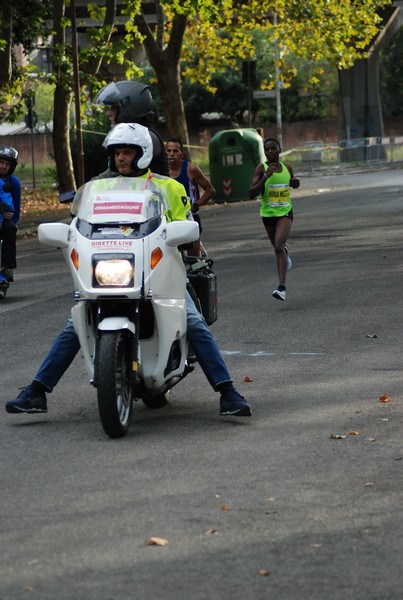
[0, 146, 21, 297]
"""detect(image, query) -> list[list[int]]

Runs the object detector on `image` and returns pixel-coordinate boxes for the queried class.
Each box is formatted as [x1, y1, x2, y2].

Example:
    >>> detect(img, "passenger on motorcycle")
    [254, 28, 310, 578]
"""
[94, 80, 169, 177]
[0, 145, 21, 297]
[5, 124, 251, 418]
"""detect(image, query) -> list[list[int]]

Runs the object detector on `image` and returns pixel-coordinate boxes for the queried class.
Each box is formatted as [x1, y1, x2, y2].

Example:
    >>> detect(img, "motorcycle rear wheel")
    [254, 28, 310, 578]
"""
[96, 331, 133, 438]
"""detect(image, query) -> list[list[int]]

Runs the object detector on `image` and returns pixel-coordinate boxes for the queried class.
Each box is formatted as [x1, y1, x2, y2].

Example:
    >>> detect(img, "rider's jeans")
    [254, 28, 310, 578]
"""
[185, 290, 232, 390]
[34, 291, 232, 392]
[34, 316, 81, 392]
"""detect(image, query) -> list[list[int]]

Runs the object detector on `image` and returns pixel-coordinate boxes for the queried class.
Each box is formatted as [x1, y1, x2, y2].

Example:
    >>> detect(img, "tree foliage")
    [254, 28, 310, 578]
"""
[0, 0, 393, 188]
[0, 0, 51, 119]
[177, 0, 392, 89]
[380, 25, 403, 117]
[111, 0, 390, 152]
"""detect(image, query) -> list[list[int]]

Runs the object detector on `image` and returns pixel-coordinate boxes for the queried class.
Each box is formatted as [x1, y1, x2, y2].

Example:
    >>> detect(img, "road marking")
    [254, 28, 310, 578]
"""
[222, 351, 323, 357]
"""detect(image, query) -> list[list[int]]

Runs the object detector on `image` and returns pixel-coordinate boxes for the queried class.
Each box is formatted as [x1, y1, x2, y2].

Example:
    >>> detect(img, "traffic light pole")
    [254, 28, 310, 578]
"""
[273, 13, 283, 147]
[24, 94, 36, 188]
[30, 123, 36, 189]
[243, 60, 256, 128]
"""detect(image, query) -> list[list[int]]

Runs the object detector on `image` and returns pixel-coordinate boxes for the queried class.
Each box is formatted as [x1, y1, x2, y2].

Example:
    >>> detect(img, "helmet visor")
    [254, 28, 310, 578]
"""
[93, 82, 124, 106]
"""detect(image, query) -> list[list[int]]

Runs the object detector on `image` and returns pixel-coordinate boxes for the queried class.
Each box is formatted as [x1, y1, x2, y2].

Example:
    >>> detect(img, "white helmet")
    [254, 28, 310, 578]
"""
[103, 123, 153, 172]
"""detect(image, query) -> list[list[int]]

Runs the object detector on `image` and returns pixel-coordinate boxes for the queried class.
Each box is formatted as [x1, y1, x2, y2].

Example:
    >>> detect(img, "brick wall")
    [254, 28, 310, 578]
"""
[2, 116, 403, 166]
[0, 132, 54, 165]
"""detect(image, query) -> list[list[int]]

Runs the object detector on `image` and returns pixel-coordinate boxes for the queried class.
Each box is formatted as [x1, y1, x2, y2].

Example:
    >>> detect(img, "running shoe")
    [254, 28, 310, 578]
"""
[272, 288, 286, 301]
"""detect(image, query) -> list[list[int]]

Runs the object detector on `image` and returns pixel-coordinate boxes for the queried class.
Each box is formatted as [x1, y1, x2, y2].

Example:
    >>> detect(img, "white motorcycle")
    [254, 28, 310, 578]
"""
[38, 177, 199, 438]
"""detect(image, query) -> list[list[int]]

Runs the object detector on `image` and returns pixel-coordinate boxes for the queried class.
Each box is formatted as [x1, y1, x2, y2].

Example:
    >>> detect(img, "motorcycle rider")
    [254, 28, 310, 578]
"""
[5, 124, 252, 418]
[94, 80, 169, 176]
[0, 146, 21, 297]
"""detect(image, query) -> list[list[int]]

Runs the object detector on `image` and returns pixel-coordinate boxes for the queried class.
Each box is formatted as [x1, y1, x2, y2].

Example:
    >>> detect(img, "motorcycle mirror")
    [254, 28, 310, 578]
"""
[164, 220, 199, 247]
[38, 222, 70, 249]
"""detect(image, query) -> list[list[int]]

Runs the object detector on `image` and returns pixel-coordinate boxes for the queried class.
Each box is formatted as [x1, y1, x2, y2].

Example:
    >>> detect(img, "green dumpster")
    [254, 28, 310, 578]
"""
[208, 128, 266, 201]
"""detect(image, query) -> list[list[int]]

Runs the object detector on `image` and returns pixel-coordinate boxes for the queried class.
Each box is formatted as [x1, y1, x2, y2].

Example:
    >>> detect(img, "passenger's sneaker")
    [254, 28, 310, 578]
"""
[272, 288, 286, 301]
[5, 385, 47, 414]
[0, 275, 9, 298]
[284, 244, 292, 271]
[220, 388, 252, 417]
[1, 268, 14, 282]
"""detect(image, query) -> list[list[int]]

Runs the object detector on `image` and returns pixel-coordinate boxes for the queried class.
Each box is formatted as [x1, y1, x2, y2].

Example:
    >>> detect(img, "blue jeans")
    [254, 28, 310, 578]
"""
[34, 291, 232, 392]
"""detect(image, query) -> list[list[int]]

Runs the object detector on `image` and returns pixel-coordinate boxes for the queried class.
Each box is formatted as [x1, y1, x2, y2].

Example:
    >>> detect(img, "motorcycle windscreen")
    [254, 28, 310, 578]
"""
[71, 177, 168, 225]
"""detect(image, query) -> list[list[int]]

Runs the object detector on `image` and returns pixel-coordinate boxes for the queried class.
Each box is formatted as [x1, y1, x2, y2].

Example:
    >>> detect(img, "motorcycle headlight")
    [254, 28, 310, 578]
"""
[92, 253, 134, 287]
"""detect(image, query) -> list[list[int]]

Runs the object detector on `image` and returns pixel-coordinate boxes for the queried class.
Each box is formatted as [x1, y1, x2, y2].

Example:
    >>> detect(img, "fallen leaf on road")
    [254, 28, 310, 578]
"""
[379, 393, 390, 403]
[220, 505, 232, 511]
[244, 376, 253, 382]
[348, 431, 361, 436]
[366, 438, 377, 442]
[394, 456, 402, 461]
[366, 332, 377, 338]
[310, 544, 323, 549]
[364, 482, 374, 487]
[206, 529, 219, 535]
[258, 569, 271, 576]
[378, 418, 389, 422]
[330, 434, 348, 439]
[147, 537, 169, 546]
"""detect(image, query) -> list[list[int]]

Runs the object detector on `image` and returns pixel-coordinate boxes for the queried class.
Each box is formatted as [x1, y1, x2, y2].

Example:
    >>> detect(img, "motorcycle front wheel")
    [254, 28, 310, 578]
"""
[96, 331, 133, 438]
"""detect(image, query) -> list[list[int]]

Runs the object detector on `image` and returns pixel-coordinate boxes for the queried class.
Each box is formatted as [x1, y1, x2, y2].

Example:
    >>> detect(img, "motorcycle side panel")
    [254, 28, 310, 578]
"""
[140, 299, 187, 390]
[71, 302, 96, 378]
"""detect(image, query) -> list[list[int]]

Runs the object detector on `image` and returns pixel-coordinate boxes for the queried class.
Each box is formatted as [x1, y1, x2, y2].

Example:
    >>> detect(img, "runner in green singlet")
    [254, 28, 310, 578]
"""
[249, 138, 300, 302]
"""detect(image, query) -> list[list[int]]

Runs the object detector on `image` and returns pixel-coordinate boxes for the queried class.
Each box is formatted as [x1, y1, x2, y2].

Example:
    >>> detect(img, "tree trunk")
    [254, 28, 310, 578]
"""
[135, 11, 190, 155]
[154, 57, 189, 140]
[52, 0, 76, 192]
[0, 1, 13, 85]
[53, 85, 76, 192]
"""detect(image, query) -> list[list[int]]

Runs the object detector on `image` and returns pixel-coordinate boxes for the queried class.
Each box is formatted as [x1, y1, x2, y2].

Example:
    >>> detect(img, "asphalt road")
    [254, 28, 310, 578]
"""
[1, 169, 402, 600]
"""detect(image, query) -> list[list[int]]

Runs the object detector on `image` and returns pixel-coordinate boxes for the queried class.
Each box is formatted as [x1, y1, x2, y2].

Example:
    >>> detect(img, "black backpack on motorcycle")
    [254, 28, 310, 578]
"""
[185, 257, 217, 326]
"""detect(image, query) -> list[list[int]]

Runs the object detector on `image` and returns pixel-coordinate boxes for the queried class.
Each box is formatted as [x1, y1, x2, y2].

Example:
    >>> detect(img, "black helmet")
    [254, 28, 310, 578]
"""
[94, 80, 154, 123]
[0, 146, 18, 174]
